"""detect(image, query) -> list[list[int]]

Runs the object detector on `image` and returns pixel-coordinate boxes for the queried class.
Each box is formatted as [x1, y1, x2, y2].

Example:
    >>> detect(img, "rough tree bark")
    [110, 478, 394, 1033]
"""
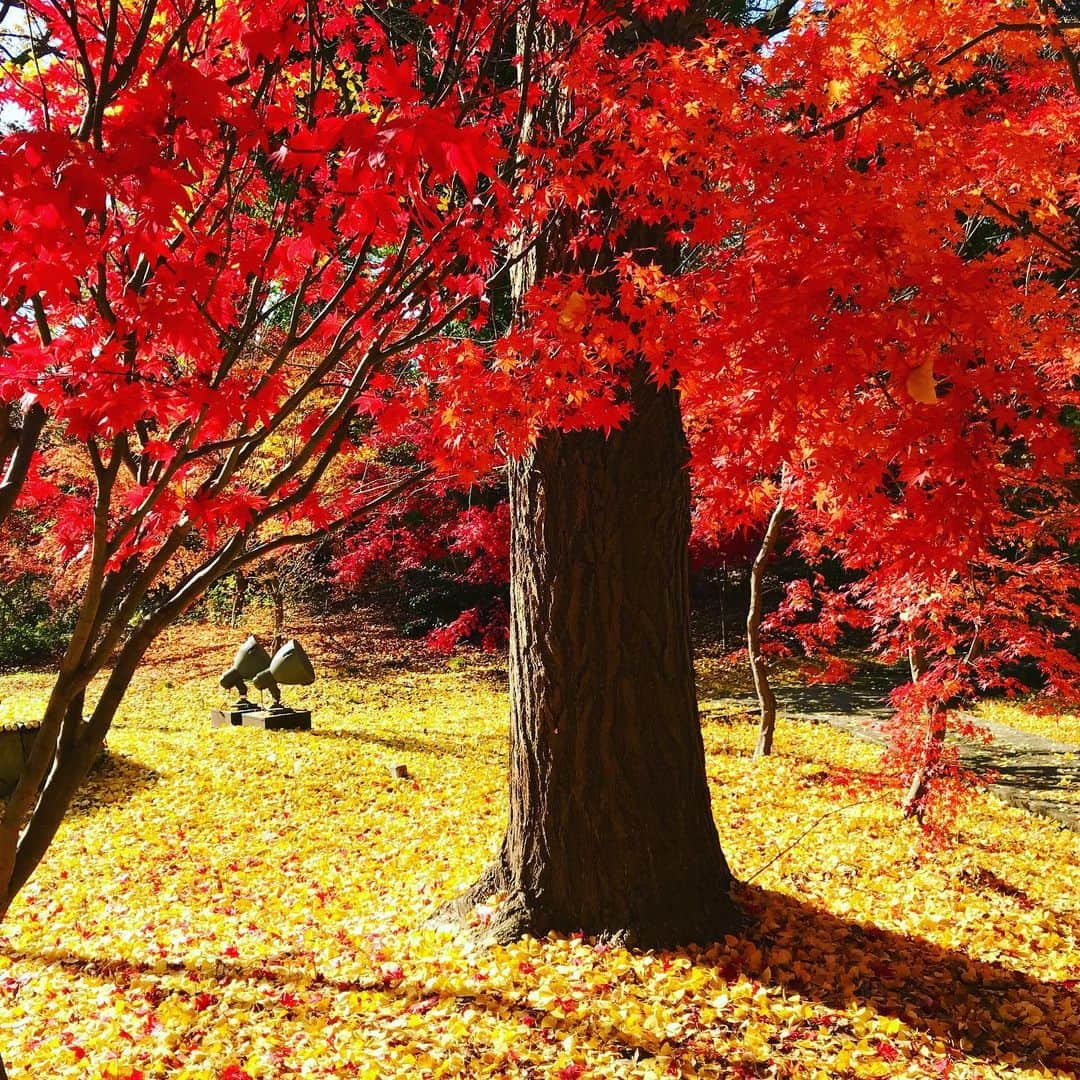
[440, 2, 741, 947]
[446, 373, 737, 946]
[748, 497, 790, 759]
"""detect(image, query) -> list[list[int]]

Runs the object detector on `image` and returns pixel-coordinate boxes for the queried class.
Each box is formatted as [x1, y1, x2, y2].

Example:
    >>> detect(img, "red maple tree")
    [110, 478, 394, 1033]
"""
[0, 0, 1076, 1029]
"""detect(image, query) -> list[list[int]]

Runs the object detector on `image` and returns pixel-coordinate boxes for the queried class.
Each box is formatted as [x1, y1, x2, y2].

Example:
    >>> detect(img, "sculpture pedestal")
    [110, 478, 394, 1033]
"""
[209, 702, 260, 728]
[238, 709, 312, 731]
[210, 708, 248, 728]
[210, 708, 311, 730]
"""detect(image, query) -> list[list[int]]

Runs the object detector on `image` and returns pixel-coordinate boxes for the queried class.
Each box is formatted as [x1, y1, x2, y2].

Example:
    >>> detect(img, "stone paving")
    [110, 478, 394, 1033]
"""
[763, 670, 1080, 831]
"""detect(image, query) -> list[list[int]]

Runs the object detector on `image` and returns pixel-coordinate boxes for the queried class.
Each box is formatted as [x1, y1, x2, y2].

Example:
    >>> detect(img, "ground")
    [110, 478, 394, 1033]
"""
[972, 701, 1080, 750]
[0, 619, 1078, 1079]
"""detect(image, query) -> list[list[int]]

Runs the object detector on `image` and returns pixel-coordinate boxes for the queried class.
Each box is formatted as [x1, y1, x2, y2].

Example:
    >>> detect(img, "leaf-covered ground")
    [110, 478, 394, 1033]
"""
[973, 700, 1080, 749]
[0, 627, 1078, 1079]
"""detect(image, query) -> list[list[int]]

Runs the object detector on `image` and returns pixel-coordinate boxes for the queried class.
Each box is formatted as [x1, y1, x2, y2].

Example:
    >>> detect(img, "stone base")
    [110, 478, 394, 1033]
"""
[211, 705, 311, 730]
[210, 708, 252, 728]
[239, 709, 312, 731]
[1, 726, 40, 799]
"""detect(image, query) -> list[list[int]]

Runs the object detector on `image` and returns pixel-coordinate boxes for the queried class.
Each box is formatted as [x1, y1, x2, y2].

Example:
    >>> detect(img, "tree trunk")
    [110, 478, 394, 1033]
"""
[433, 1, 738, 948]
[230, 570, 247, 629]
[749, 497, 788, 759]
[902, 641, 944, 819]
[269, 576, 285, 650]
[719, 562, 728, 652]
[448, 377, 736, 946]
[0, 402, 46, 529]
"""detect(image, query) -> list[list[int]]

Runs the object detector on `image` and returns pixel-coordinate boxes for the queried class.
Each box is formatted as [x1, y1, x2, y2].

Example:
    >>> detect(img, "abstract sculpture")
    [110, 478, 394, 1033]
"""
[217, 636, 273, 716]
[254, 639, 315, 709]
[211, 637, 315, 731]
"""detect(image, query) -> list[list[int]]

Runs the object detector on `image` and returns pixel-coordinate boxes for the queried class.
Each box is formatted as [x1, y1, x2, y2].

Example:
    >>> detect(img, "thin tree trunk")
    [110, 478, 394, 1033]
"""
[269, 577, 285, 650]
[719, 562, 728, 652]
[230, 570, 247, 629]
[447, 375, 737, 946]
[749, 497, 789, 759]
[0, 535, 252, 913]
[902, 641, 944, 818]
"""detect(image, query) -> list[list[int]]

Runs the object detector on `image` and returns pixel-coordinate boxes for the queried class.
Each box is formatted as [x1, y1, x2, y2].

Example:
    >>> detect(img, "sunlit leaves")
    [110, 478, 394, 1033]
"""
[905, 361, 938, 405]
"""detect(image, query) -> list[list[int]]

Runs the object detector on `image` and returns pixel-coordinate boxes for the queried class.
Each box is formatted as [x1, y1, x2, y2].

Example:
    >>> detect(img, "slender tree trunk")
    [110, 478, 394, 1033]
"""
[749, 497, 788, 759]
[269, 577, 285, 650]
[447, 376, 736, 946]
[902, 641, 944, 818]
[230, 570, 247, 629]
[719, 562, 728, 652]
[0, 534, 253, 914]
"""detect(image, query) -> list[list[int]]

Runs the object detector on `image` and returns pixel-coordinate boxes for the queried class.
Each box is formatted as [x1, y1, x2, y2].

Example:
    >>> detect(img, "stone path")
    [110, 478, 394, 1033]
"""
[762, 670, 1080, 831]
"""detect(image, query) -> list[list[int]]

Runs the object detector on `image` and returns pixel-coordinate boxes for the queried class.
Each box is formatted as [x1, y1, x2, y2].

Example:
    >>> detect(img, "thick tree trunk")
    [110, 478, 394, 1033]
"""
[434, 0, 738, 949]
[449, 378, 736, 946]
[749, 497, 789, 759]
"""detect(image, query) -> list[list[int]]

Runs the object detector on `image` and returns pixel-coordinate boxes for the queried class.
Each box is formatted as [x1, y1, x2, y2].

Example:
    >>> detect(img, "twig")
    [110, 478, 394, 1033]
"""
[743, 792, 891, 883]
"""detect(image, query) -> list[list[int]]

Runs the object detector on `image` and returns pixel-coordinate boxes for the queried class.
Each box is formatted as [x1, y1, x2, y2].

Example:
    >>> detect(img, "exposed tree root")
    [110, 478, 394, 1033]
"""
[425, 862, 506, 935]
[430, 862, 742, 950]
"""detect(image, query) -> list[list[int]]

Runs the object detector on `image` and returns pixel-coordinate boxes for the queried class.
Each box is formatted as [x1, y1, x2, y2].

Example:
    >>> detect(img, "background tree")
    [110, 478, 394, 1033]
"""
[746, 494, 791, 758]
[335, 466, 510, 651]
[0, 0, 528, 980]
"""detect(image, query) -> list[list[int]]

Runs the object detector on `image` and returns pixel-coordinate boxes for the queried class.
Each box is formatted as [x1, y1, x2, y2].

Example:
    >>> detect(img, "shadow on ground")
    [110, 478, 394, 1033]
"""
[774, 670, 899, 722]
[768, 668, 1080, 829]
[67, 752, 161, 816]
[307, 727, 505, 762]
[735, 884, 1078, 1071]
[5, 885, 1077, 1073]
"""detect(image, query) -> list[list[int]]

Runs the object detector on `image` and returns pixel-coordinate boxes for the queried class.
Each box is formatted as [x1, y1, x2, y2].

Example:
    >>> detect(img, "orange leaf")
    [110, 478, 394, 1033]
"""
[906, 360, 937, 404]
[558, 291, 588, 332]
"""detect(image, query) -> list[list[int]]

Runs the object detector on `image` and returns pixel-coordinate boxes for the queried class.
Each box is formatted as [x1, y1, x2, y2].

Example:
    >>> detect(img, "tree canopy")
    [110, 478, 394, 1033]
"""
[0, 0, 1077, 930]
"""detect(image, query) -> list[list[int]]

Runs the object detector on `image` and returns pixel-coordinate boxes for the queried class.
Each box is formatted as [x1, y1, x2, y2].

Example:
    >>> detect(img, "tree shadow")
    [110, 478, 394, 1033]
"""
[304, 725, 505, 760]
[733, 883, 1079, 1072]
[4, 884, 1077, 1073]
[306, 728, 505, 761]
[959, 744, 1080, 791]
[775, 679, 896, 722]
[67, 752, 161, 816]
